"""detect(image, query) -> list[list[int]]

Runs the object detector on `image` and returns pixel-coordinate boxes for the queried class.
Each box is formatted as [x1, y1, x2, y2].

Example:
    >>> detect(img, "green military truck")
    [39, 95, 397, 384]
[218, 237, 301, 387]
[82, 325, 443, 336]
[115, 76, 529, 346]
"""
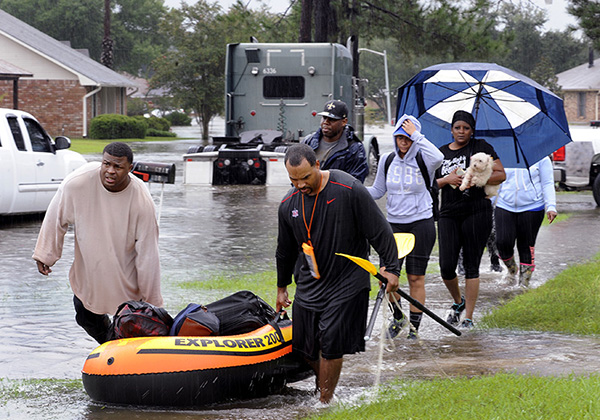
[183, 42, 379, 185]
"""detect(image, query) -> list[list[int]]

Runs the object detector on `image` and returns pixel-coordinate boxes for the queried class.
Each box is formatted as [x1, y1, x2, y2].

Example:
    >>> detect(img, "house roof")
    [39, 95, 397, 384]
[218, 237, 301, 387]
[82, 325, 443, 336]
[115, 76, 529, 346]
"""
[0, 58, 32, 78]
[0, 9, 135, 88]
[121, 73, 170, 98]
[557, 58, 600, 91]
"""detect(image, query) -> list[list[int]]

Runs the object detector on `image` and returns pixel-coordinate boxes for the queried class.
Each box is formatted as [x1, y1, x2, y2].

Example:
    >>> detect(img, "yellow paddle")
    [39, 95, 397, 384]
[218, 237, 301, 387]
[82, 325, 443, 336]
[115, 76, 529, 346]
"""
[336, 238, 462, 337]
[340, 233, 415, 277]
[394, 233, 415, 259]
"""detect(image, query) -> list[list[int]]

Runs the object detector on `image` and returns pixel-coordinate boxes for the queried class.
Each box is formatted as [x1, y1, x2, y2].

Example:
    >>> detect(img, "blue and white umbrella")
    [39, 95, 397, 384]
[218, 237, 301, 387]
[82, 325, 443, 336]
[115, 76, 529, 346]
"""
[396, 62, 572, 168]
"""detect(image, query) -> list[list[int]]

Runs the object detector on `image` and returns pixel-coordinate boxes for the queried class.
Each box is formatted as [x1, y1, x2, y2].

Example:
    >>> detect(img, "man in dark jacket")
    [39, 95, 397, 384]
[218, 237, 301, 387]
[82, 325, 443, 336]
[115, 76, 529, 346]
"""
[303, 100, 369, 183]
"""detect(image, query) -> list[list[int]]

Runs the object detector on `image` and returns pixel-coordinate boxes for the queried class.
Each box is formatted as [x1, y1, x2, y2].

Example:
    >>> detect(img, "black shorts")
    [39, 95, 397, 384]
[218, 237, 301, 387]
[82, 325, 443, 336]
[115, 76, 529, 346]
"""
[292, 290, 368, 360]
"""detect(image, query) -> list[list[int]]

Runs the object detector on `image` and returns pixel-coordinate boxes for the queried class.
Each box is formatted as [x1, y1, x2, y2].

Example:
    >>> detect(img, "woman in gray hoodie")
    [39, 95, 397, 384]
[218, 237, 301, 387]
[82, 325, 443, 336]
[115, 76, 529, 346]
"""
[368, 114, 443, 339]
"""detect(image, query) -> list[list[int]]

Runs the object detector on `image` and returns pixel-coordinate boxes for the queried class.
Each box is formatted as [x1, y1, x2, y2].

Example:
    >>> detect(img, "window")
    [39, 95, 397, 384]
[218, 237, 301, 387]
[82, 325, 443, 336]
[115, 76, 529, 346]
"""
[7, 117, 26, 151]
[263, 76, 305, 99]
[24, 118, 53, 153]
[578, 92, 586, 118]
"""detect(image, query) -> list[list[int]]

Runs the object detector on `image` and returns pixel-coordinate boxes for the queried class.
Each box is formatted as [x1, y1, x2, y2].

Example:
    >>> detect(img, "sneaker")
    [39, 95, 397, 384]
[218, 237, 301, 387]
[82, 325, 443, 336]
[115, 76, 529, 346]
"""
[461, 318, 474, 329]
[490, 263, 503, 273]
[387, 312, 407, 339]
[446, 297, 465, 326]
[407, 330, 418, 340]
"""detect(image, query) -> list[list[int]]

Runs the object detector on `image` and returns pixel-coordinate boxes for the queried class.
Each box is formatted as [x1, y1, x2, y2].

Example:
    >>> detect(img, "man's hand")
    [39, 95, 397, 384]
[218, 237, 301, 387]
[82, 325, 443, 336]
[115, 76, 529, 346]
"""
[547, 210, 558, 224]
[35, 260, 52, 276]
[379, 267, 399, 294]
[276, 286, 291, 312]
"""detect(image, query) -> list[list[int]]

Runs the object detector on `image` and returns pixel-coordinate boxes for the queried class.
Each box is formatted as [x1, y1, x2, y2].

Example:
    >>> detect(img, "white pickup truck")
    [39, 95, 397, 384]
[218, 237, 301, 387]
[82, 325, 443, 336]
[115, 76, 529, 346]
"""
[0, 108, 86, 216]
[553, 126, 600, 206]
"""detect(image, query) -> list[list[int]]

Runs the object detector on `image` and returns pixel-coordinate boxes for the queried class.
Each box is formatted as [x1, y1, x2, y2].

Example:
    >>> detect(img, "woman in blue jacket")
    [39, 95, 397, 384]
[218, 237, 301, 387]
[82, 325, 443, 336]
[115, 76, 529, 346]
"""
[495, 156, 557, 287]
[368, 114, 443, 339]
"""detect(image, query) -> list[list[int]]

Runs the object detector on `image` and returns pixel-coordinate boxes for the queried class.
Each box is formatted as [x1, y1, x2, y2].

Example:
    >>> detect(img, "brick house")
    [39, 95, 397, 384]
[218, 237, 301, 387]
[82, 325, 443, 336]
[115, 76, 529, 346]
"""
[0, 9, 136, 137]
[557, 54, 600, 125]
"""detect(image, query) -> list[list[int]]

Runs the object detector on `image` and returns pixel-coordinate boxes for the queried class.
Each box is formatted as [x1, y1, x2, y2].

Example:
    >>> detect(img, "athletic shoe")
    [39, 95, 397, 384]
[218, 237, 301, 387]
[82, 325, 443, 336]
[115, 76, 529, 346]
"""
[490, 263, 503, 273]
[407, 330, 418, 340]
[446, 297, 465, 326]
[461, 318, 474, 329]
[387, 312, 408, 339]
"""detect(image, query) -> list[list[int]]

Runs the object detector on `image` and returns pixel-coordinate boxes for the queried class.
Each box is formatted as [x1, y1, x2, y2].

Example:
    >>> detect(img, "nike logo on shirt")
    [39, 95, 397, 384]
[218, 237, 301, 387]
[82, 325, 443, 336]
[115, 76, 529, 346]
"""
[327, 198, 336, 204]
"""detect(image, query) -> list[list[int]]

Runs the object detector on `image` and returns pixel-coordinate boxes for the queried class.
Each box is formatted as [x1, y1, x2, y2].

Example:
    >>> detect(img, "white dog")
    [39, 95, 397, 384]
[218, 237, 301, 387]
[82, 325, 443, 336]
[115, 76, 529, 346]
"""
[459, 152, 499, 198]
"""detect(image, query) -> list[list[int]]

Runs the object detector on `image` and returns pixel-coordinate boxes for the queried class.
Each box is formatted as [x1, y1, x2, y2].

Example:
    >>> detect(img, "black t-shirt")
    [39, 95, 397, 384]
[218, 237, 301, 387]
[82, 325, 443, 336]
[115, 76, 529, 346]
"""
[276, 170, 400, 311]
[435, 139, 499, 217]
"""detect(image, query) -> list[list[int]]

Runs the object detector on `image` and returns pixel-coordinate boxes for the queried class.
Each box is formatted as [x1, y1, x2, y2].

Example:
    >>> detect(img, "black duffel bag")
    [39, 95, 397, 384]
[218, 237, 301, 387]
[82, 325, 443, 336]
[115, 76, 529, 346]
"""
[205, 290, 277, 336]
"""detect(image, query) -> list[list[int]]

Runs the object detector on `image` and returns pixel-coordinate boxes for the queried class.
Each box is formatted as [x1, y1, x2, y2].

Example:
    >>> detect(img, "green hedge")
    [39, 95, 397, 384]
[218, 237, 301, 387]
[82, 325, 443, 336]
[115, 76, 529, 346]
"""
[146, 128, 176, 137]
[165, 111, 192, 126]
[89, 114, 147, 139]
[133, 115, 171, 132]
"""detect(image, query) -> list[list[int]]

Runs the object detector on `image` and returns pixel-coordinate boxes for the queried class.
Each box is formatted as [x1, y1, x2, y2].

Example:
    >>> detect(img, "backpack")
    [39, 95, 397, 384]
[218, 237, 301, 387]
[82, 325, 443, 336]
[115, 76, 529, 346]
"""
[170, 303, 220, 336]
[205, 290, 278, 336]
[384, 151, 439, 221]
[110, 300, 173, 340]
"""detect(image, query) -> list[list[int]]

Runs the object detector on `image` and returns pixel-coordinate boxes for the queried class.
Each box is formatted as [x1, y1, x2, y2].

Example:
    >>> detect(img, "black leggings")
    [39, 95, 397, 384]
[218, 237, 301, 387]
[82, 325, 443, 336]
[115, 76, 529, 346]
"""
[390, 217, 436, 276]
[438, 208, 493, 280]
[494, 207, 545, 265]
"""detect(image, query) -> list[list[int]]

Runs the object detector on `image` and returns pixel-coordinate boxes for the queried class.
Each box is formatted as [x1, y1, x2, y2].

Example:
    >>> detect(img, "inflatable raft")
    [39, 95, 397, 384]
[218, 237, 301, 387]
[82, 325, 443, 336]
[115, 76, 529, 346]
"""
[82, 318, 311, 406]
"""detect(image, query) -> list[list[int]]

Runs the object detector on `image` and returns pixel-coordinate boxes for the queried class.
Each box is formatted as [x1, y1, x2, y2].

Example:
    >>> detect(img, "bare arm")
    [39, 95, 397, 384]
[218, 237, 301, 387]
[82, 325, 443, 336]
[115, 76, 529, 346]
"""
[487, 159, 506, 185]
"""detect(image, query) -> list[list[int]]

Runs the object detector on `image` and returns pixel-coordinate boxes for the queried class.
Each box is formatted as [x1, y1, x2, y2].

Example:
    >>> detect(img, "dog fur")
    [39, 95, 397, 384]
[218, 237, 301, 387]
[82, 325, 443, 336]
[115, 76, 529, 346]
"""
[459, 152, 499, 198]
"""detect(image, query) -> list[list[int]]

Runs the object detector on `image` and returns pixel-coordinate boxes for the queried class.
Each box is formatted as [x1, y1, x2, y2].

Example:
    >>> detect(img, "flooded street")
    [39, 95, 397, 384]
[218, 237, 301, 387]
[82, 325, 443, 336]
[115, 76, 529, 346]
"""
[2, 121, 600, 419]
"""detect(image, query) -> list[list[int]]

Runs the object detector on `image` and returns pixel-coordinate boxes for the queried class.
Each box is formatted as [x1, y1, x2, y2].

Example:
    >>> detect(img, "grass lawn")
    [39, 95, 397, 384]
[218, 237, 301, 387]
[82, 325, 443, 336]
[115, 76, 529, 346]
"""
[303, 251, 600, 419]
[69, 136, 181, 155]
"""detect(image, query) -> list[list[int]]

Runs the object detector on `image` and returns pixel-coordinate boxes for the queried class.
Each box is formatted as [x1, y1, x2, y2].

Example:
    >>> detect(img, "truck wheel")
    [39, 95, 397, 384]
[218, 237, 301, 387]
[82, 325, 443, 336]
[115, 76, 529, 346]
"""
[593, 175, 600, 207]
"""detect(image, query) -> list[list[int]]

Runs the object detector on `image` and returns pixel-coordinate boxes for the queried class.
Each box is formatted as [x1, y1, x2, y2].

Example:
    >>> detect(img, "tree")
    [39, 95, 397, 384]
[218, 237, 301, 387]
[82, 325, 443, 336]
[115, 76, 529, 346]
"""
[0, 0, 169, 75]
[151, 1, 225, 139]
[568, 0, 600, 51]
[495, 2, 586, 92]
[150, 0, 296, 139]
[496, 2, 546, 77]
[102, 0, 114, 69]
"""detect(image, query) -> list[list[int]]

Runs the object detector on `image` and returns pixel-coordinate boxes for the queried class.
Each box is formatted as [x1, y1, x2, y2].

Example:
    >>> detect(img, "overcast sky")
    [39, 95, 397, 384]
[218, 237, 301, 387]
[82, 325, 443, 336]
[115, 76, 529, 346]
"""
[163, 0, 290, 14]
[163, 0, 578, 33]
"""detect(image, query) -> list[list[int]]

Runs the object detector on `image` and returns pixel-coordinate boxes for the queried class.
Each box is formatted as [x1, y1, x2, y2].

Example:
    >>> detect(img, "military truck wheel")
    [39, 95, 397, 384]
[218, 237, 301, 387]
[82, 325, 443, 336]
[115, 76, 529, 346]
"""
[593, 175, 600, 207]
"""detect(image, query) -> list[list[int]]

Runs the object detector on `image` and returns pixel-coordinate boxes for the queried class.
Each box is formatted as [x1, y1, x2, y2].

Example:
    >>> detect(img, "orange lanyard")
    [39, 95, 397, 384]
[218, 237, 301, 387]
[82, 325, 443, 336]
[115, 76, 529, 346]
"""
[301, 173, 323, 246]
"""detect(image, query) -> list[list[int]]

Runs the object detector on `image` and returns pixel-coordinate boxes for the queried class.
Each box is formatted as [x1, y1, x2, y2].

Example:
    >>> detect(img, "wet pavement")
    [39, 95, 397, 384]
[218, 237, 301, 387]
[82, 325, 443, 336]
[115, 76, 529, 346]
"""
[2, 122, 600, 419]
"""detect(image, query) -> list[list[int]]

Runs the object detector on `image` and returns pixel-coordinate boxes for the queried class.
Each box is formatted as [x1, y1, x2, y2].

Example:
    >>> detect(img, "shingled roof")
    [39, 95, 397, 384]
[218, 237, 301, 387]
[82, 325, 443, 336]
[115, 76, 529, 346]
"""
[0, 58, 32, 78]
[0, 9, 135, 88]
[557, 58, 600, 91]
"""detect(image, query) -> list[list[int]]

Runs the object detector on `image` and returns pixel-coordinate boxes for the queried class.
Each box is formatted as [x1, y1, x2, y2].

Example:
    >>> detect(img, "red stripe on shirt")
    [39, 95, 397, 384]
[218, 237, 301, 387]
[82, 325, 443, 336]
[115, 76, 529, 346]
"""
[281, 190, 300, 203]
[329, 181, 353, 189]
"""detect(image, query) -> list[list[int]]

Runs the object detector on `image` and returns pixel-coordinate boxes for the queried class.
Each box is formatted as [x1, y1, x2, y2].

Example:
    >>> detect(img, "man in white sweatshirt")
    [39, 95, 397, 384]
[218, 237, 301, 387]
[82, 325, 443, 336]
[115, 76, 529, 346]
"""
[33, 142, 162, 343]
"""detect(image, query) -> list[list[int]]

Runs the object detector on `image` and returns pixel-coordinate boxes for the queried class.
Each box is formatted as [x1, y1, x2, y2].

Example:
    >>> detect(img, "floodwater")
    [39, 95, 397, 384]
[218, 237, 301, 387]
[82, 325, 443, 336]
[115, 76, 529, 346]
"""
[2, 121, 600, 419]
